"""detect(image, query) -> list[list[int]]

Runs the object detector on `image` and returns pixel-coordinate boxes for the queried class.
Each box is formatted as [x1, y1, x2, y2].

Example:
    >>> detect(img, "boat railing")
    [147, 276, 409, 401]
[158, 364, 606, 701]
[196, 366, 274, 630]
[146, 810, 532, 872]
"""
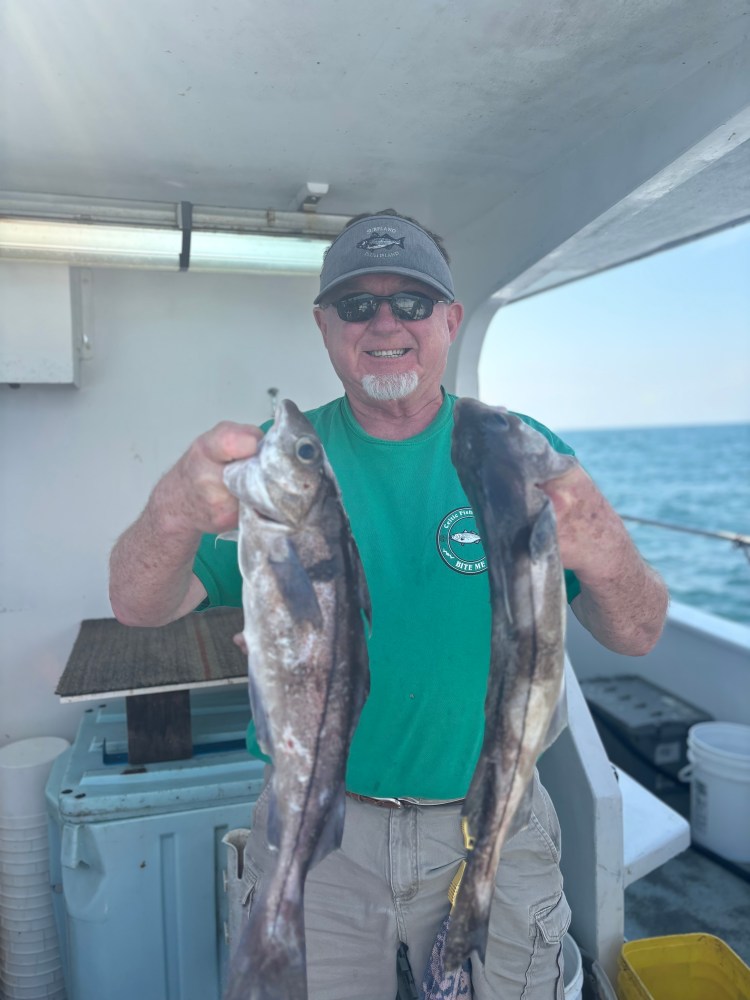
[619, 515, 750, 563]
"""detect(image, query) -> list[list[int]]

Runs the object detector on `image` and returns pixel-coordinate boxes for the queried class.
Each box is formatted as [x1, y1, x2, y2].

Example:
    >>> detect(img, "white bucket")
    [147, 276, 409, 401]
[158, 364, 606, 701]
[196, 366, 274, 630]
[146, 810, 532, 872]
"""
[0, 910, 57, 934]
[1, 871, 51, 891]
[0, 738, 69, 820]
[0, 837, 50, 855]
[563, 933, 584, 1000]
[683, 722, 750, 863]
[0, 856, 50, 877]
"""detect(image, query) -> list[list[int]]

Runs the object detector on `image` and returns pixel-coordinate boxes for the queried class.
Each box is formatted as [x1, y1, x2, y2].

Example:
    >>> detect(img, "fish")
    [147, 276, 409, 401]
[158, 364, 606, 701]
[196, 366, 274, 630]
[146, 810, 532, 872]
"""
[450, 530, 482, 546]
[222, 399, 371, 1000]
[356, 233, 406, 251]
[443, 399, 576, 971]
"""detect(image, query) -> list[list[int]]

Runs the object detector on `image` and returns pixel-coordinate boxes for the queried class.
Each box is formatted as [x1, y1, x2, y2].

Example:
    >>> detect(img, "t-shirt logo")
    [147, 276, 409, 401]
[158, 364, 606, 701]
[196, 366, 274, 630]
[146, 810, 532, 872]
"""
[436, 508, 487, 575]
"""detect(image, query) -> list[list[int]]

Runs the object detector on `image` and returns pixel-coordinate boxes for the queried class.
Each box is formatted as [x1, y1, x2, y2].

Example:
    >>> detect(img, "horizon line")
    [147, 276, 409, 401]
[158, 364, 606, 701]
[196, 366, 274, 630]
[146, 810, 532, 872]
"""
[557, 418, 750, 434]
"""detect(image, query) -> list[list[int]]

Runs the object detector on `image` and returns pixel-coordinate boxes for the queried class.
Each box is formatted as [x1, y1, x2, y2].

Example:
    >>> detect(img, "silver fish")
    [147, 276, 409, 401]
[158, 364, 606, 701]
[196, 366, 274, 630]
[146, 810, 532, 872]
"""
[444, 400, 575, 970]
[450, 530, 482, 546]
[356, 233, 406, 251]
[222, 399, 371, 1000]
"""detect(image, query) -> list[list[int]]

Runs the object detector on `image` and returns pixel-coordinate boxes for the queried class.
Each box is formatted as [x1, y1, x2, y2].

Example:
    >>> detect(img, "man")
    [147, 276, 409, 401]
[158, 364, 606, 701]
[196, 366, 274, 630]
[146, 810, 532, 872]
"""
[110, 210, 668, 999]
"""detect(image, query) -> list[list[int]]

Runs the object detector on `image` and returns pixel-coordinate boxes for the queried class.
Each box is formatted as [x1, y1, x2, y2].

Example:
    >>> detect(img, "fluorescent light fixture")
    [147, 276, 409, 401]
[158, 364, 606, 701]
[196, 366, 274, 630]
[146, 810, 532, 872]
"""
[0, 193, 345, 273]
[190, 231, 326, 273]
[0, 219, 327, 273]
[0, 219, 181, 268]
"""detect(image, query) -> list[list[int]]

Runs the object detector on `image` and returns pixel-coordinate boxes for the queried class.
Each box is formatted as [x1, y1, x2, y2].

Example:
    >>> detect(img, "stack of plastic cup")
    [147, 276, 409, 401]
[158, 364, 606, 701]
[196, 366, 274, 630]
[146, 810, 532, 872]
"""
[0, 737, 70, 1000]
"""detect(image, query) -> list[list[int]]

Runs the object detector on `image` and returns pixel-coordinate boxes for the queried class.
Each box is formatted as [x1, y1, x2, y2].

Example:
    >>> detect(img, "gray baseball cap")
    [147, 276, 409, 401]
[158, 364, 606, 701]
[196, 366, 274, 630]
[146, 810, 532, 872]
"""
[314, 215, 455, 304]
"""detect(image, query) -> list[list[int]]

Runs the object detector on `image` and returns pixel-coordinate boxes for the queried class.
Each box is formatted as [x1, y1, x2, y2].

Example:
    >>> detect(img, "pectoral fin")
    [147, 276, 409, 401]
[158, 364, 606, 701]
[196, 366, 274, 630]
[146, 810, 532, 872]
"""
[268, 541, 323, 628]
[309, 786, 346, 868]
[529, 501, 558, 563]
[248, 671, 273, 758]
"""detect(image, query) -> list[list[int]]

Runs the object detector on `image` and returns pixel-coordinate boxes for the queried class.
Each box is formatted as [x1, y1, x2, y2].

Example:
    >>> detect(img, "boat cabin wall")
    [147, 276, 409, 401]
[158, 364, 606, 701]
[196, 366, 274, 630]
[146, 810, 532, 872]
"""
[0, 266, 343, 746]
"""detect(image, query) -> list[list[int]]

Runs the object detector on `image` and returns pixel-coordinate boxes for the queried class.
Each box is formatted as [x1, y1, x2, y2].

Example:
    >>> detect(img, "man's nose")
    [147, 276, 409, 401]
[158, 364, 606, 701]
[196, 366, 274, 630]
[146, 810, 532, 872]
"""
[368, 298, 401, 329]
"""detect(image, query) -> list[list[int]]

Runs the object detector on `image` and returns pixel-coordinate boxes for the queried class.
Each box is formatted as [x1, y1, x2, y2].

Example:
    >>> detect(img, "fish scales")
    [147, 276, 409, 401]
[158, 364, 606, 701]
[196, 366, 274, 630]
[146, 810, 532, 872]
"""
[222, 400, 371, 1000]
[444, 399, 576, 971]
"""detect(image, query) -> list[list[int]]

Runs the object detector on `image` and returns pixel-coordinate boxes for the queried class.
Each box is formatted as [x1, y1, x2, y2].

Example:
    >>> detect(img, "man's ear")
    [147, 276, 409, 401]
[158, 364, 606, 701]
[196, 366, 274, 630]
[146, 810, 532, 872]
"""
[313, 306, 329, 345]
[447, 301, 464, 344]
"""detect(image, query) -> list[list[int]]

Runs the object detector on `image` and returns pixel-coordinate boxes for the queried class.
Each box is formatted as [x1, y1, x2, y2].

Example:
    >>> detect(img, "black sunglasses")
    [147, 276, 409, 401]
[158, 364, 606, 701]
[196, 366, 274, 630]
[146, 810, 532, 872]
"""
[329, 291, 449, 323]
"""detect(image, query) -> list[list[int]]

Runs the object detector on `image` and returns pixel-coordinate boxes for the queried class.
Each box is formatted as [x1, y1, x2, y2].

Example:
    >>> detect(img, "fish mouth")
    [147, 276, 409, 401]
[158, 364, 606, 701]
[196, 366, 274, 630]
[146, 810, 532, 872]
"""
[365, 348, 410, 358]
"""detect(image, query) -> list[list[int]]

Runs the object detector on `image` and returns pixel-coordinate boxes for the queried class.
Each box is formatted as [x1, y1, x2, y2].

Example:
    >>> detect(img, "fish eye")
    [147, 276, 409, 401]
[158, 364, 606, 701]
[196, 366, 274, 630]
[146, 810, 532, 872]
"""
[295, 437, 319, 464]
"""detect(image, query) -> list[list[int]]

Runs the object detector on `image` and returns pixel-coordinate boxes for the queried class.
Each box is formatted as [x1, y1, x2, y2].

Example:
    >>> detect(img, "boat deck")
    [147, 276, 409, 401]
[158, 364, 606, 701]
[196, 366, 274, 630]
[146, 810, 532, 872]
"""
[624, 847, 750, 965]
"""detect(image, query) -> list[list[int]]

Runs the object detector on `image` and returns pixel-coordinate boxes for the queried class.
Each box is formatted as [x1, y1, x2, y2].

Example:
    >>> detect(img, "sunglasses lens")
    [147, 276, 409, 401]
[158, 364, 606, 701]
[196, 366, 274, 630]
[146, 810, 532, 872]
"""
[391, 294, 433, 321]
[336, 295, 377, 322]
[335, 293, 435, 322]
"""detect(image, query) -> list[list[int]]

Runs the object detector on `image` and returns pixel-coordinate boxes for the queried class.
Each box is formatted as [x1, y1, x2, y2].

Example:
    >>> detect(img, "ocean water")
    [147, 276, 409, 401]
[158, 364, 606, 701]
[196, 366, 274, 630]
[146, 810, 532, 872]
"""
[558, 423, 750, 627]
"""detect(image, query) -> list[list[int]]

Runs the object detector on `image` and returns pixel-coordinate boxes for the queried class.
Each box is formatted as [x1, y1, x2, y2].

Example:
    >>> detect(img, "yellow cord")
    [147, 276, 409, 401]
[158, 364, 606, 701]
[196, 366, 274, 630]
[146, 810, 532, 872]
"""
[448, 817, 475, 909]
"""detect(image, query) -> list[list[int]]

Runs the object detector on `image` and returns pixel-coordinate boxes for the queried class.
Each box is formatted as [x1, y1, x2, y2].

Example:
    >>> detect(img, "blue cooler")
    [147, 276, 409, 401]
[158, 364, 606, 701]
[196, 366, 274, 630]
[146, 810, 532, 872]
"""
[45, 686, 265, 1000]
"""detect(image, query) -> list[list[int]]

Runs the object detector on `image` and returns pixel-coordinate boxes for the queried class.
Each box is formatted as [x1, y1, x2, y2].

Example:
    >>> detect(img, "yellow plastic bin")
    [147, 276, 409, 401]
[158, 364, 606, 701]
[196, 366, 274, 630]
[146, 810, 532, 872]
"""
[617, 933, 750, 1000]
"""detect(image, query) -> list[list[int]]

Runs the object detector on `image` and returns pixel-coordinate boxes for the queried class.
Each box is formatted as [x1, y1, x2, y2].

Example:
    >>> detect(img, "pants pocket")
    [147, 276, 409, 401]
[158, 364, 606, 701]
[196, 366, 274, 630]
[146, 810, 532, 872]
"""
[240, 857, 262, 910]
[224, 829, 264, 957]
[523, 893, 571, 1000]
[532, 892, 571, 946]
[223, 828, 253, 959]
[527, 773, 563, 864]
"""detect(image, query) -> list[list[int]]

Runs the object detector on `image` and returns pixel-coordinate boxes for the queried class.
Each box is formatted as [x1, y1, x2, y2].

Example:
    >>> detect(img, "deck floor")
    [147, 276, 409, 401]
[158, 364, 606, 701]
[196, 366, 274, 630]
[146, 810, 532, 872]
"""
[624, 847, 750, 965]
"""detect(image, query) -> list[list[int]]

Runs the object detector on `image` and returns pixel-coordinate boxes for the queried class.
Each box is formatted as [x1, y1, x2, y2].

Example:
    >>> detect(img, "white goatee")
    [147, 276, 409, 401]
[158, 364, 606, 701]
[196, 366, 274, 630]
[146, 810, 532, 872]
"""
[361, 372, 419, 401]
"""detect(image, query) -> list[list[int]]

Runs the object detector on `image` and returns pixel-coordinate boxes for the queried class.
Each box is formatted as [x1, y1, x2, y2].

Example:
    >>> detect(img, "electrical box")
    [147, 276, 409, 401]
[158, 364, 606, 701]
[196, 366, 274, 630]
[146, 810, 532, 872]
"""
[0, 262, 81, 384]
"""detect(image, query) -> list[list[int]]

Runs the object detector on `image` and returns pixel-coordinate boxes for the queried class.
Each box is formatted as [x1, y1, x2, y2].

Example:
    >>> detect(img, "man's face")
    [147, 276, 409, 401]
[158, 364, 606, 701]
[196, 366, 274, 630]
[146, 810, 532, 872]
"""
[313, 273, 463, 409]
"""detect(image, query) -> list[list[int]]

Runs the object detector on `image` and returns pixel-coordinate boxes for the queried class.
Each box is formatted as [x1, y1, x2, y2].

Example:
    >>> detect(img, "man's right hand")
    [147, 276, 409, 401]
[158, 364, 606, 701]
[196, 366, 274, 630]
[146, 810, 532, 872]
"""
[155, 422, 264, 536]
[109, 422, 262, 627]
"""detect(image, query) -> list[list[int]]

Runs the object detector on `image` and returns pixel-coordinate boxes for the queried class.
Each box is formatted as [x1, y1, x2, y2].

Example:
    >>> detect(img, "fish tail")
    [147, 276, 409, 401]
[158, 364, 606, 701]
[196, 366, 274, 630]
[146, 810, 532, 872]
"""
[441, 867, 493, 970]
[224, 884, 307, 1000]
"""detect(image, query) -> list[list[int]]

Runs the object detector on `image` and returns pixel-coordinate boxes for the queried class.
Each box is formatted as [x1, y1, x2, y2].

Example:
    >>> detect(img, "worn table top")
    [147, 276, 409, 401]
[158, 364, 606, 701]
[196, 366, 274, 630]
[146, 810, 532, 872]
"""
[56, 607, 246, 702]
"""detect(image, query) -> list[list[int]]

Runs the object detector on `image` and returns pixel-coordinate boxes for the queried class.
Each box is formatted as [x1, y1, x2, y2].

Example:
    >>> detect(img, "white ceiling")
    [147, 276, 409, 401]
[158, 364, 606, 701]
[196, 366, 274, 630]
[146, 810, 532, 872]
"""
[2, 0, 749, 321]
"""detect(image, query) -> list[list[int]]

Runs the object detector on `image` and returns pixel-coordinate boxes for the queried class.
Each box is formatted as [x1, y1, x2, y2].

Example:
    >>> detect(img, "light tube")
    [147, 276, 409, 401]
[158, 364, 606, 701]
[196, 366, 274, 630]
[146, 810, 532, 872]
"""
[189, 231, 326, 273]
[0, 219, 182, 269]
[0, 210, 333, 273]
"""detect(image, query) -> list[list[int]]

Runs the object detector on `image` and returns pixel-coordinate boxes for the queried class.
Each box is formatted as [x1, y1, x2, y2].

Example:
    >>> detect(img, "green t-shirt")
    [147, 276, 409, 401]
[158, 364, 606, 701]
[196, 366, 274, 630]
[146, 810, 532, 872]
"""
[194, 392, 579, 799]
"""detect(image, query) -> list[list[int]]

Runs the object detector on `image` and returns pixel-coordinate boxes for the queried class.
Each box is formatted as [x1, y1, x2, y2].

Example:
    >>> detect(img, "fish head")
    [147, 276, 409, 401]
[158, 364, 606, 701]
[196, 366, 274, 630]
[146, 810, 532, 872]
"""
[223, 400, 328, 529]
[452, 399, 575, 492]
[451, 401, 519, 501]
[452, 399, 511, 460]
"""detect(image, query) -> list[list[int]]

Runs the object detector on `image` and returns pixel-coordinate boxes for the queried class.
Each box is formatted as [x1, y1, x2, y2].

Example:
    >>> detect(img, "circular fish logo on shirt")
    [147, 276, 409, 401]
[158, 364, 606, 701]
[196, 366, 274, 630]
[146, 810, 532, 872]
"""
[436, 508, 487, 575]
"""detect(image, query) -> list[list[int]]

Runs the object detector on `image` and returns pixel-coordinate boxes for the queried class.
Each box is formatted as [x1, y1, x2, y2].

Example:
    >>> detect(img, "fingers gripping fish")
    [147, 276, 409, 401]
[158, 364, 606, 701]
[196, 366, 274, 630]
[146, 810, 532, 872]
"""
[444, 399, 575, 971]
[222, 400, 371, 1000]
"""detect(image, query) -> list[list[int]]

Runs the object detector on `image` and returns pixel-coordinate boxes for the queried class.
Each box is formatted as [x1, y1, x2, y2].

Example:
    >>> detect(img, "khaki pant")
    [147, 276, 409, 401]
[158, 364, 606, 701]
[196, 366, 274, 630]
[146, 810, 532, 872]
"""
[226, 771, 570, 999]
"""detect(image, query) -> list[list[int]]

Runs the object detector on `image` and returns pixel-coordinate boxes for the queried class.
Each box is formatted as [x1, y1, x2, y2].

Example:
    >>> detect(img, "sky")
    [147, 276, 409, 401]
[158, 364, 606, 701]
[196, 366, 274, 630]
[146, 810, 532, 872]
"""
[478, 221, 750, 432]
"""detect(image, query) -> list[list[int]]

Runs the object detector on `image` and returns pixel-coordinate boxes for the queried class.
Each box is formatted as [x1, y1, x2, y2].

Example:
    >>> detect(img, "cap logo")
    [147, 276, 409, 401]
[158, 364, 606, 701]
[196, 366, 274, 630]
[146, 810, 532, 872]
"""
[356, 232, 406, 256]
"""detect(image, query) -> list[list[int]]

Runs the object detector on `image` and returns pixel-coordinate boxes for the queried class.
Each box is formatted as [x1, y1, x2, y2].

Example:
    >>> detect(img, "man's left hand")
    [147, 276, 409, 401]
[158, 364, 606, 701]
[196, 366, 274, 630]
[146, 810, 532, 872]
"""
[541, 466, 669, 655]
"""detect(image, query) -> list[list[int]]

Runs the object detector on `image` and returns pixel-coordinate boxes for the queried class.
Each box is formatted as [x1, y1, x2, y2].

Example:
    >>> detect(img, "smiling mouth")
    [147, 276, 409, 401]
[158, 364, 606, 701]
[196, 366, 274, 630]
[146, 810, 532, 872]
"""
[365, 348, 410, 358]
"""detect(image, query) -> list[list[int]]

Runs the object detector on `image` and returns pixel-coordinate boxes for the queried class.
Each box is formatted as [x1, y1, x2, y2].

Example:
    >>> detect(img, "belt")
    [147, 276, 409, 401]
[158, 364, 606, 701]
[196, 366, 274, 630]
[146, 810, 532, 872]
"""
[345, 791, 465, 810]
